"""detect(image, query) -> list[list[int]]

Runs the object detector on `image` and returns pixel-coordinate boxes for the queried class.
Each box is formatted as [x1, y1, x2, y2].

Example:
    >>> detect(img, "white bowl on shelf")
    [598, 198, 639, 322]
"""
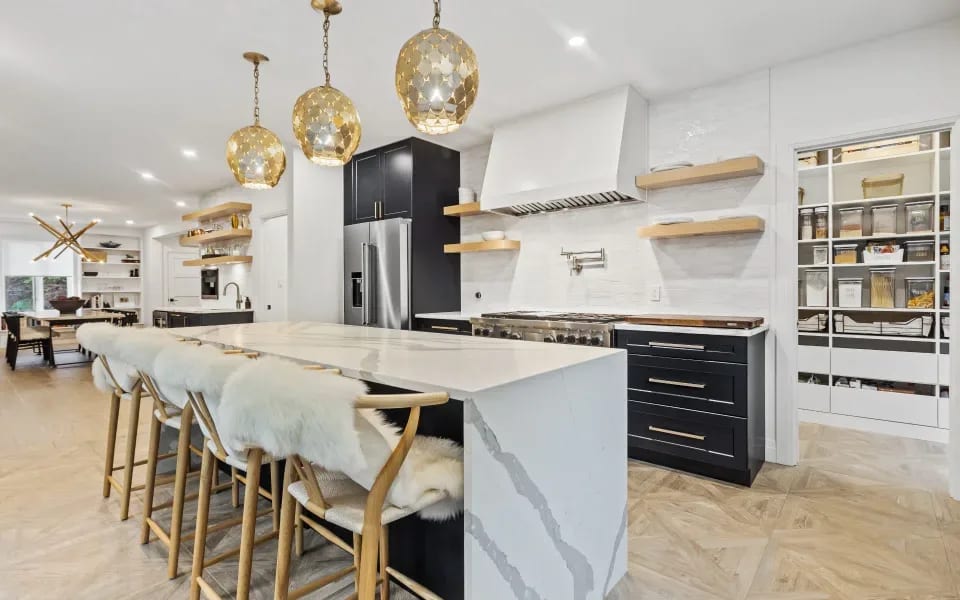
[481, 230, 506, 241]
[458, 187, 476, 204]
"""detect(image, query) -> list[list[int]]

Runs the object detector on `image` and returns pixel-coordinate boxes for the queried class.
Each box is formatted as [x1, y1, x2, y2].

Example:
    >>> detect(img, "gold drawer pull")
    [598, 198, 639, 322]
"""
[649, 341, 705, 351]
[430, 325, 461, 332]
[648, 426, 706, 441]
[648, 377, 706, 389]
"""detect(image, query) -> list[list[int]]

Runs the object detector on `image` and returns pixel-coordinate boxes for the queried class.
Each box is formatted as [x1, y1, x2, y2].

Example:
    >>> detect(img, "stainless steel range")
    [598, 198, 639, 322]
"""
[470, 311, 623, 346]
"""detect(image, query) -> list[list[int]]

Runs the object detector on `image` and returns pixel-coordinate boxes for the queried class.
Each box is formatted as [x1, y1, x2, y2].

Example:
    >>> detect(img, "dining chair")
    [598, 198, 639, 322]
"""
[3, 312, 54, 370]
[216, 357, 464, 600]
[154, 343, 283, 600]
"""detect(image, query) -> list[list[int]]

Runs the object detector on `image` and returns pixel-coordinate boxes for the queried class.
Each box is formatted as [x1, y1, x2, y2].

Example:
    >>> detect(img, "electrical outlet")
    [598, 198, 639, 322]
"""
[649, 285, 661, 302]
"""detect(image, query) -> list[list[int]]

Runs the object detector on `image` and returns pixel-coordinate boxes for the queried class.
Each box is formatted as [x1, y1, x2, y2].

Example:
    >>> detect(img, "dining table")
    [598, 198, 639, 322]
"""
[22, 309, 121, 367]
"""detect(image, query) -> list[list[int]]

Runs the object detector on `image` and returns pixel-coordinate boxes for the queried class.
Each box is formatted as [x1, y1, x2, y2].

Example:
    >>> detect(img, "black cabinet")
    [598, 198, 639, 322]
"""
[414, 317, 472, 336]
[381, 142, 413, 219]
[351, 153, 382, 223]
[153, 310, 254, 328]
[616, 328, 766, 486]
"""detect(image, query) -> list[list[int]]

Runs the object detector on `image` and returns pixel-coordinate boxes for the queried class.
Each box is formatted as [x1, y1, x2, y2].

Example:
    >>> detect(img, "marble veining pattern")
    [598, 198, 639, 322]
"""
[165, 321, 620, 396]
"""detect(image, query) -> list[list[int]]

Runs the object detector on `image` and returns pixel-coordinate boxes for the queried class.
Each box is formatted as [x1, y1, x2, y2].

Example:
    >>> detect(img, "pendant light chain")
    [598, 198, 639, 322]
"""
[322, 11, 331, 86]
[433, 0, 441, 28]
[252, 60, 261, 125]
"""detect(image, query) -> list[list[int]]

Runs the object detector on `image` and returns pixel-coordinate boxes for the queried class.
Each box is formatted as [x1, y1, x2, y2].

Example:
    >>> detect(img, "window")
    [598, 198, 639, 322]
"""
[3, 275, 74, 312]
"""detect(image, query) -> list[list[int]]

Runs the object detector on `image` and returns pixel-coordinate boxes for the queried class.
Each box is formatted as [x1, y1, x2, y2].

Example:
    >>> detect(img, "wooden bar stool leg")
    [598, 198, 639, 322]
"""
[119, 383, 143, 521]
[294, 504, 304, 557]
[102, 391, 121, 498]
[353, 533, 361, 591]
[190, 444, 215, 600]
[167, 404, 194, 579]
[270, 461, 281, 532]
[139, 412, 163, 544]
[236, 448, 264, 600]
[379, 526, 389, 600]
[274, 462, 296, 600]
[231, 467, 240, 508]
[358, 524, 381, 600]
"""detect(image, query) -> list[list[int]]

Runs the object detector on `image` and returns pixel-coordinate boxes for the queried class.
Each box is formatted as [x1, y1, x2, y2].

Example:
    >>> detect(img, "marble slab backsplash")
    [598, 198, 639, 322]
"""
[459, 70, 774, 318]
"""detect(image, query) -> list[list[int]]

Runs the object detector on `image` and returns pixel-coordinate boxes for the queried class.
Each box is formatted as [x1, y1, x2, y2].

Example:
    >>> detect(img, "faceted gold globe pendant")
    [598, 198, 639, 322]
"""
[395, 27, 479, 135]
[226, 124, 287, 189]
[226, 52, 286, 189]
[292, 85, 362, 166]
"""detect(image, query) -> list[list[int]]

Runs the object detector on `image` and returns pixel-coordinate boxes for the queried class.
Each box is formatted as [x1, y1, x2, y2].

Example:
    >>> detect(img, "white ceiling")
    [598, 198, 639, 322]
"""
[2, 0, 958, 227]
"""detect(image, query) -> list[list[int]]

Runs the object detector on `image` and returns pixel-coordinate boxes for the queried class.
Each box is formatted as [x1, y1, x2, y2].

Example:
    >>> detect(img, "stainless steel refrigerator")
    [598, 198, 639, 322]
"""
[343, 218, 411, 329]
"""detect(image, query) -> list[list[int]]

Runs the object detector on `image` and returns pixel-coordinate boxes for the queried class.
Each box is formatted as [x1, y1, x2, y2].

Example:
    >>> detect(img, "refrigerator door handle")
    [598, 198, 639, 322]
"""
[361, 243, 369, 325]
[363, 243, 377, 325]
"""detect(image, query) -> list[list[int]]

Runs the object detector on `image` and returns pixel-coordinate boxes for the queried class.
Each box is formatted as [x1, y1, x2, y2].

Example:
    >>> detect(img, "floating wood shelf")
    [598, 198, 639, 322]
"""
[444, 240, 520, 254]
[182, 202, 252, 223]
[443, 202, 484, 217]
[635, 155, 765, 190]
[179, 228, 253, 247]
[183, 255, 253, 267]
[638, 217, 765, 239]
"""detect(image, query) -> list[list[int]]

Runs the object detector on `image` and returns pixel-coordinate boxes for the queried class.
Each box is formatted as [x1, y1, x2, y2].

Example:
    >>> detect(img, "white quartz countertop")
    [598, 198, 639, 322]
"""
[165, 321, 621, 396]
[414, 311, 480, 320]
[155, 307, 254, 314]
[614, 322, 768, 336]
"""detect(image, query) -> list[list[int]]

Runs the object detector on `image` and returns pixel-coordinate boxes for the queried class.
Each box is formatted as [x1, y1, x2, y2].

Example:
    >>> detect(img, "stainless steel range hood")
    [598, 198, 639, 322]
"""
[480, 86, 648, 216]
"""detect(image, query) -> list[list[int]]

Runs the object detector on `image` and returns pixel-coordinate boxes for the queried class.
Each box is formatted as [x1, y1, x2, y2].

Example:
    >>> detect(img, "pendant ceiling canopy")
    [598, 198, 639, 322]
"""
[31, 204, 102, 263]
[292, 0, 362, 167]
[226, 52, 287, 189]
[395, 0, 479, 135]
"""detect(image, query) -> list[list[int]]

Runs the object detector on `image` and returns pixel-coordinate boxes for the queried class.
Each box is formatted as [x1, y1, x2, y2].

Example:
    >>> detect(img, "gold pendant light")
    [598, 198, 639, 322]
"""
[226, 52, 287, 189]
[31, 203, 102, 263]
[395, 0, 479, 135]
[292, 0, 362, 166]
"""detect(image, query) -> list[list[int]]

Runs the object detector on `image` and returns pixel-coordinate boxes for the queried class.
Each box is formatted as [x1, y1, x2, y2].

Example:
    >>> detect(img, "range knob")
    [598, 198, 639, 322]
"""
[565, 334, 577, 344]
[509, 333, 522, 340]
[543, 336, 555, 343]
[473, 328, 483, 336]
[482, 328, 492, 337]
[500, 330, 510, 338]
[590, 336, 603, 346]
[577, 335, 589, 345]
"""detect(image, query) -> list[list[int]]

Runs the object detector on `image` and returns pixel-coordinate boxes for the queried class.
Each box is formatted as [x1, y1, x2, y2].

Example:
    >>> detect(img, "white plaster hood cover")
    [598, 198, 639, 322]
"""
[480, 85, 649, 216]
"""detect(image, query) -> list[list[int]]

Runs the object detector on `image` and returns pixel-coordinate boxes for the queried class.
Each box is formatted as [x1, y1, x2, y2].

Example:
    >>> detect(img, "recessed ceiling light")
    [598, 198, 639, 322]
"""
[175, 200, 187, 207]
[567, 36, 586, 48]
[181, 148, 198, 159]
[125, 219, 136, 225]
[92, 218, 102, 223]
[139, 171, 156, 181]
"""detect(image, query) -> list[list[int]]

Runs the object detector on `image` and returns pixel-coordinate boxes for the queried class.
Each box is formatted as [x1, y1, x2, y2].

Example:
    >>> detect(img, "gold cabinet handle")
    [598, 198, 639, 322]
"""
[648, 377, 706, 389]
[649, 341, 705, 351]
[648, 426, 705, 441]
[430, 325, 460, 332]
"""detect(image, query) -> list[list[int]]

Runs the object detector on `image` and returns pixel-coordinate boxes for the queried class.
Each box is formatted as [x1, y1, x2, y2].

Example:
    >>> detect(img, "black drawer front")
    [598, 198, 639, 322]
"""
[415, 318, 472, 336]
[628, 402, 746, 470]
[616, 329, 747, 364]
[628, 354, 746, 417]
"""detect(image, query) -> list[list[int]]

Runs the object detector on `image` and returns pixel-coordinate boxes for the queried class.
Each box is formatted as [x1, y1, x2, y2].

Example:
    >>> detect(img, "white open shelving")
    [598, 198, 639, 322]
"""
[796, 128, 951, 441]
[78, 233, 143, 318]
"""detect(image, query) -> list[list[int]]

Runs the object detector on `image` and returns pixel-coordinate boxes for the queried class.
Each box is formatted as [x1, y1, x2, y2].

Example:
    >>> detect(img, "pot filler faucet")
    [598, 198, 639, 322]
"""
[223, 282, 242, 310]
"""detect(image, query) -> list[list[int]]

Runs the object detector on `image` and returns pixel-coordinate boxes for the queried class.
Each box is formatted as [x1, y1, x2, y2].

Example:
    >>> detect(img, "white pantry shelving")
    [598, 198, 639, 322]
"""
[796, 128, 951, 441]
[78, 233, 143, 319]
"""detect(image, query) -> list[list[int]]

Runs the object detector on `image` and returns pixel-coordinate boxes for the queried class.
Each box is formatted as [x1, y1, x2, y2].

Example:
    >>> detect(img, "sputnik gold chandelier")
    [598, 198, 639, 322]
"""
[31, 203, 102, 263]
[226, 52, 287, 189]
[395, 0, 479, 135]
[292, 0, 362, 166]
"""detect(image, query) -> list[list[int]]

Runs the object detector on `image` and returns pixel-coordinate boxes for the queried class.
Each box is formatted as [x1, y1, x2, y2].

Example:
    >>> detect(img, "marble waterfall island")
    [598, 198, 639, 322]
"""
[165, 321, 627, 600]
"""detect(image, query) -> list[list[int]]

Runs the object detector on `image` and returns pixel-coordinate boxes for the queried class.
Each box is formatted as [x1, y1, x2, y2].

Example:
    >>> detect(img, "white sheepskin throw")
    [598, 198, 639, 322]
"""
[78, 323, 139, 393]
[76, 322, 118, 355]
[112, 328, 176, 373]
[218, 357, 370, 475]
[154, 343, 246, 405]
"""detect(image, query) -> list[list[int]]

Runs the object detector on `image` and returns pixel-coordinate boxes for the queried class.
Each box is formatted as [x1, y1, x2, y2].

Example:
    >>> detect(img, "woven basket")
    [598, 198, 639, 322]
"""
[861, 174, 904, 199]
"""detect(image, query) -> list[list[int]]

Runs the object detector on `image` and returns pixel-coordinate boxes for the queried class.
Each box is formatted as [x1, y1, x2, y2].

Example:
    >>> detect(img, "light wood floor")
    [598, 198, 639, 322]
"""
[2, 358, 959, 599]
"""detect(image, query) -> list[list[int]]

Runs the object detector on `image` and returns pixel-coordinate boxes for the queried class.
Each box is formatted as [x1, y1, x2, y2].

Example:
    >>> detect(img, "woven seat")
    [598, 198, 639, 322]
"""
[21, 326, 52, 341]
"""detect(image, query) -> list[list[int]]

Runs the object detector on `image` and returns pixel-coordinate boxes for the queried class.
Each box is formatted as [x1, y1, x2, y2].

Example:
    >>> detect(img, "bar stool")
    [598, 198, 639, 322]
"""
[216, 357, 464, 600]
[77, 323, 157, 521]
[153, 344, 283, 600]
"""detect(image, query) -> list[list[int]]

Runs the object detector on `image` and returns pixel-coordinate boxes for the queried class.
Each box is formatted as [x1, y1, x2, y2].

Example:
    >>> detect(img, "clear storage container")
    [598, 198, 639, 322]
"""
[837, 278, 863, 308]
[838, 207, 864, 238]
[905, 201, 934, 233]
[871, 204, 898, 235]
[813, 246, 829, 265]
[941, 243, 951, 270]
[814, 207, 829, 239]
[833, 244, 859, 264]
[799, 208, 814, 240]
[804, 269, 829, 307]
[906, 277, 935, 309]
[904, 240, 935, 262]
[870, 268, 896, 308]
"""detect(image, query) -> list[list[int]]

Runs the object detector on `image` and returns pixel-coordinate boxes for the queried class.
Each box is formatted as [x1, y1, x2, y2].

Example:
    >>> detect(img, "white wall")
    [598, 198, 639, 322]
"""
[288, 152, 343, 322]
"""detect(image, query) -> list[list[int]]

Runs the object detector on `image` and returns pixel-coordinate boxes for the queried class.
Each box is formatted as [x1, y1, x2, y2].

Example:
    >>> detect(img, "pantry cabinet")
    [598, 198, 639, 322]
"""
[796, 127, 951, 441]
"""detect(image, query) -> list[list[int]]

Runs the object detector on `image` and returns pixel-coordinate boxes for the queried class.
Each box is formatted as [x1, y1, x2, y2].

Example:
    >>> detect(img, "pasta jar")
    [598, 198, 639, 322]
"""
[869, 268, 896, 308]
[814, 207, 829, 239]
[905, 277, 935, 309]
